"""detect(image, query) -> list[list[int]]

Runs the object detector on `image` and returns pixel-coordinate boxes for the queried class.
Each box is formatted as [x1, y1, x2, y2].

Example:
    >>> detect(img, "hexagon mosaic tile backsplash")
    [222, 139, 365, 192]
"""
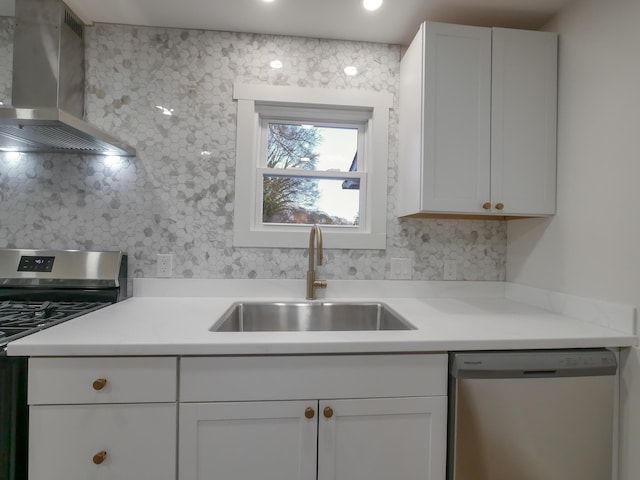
[0, 18, 506, 281]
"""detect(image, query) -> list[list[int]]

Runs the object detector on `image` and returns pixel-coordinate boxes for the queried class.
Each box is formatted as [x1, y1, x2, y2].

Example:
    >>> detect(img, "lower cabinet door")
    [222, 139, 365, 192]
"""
[179, 401, 318, 480]
[29, 403, 176, 480]
[317, 396, 447, 480]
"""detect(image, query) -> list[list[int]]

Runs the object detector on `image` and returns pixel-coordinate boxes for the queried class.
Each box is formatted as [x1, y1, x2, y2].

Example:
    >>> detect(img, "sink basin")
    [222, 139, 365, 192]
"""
[210, 302, 415, 332]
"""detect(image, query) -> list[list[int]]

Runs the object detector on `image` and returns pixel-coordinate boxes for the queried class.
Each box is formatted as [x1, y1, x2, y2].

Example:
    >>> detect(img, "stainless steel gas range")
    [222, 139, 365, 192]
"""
[0, 249, 127, 480]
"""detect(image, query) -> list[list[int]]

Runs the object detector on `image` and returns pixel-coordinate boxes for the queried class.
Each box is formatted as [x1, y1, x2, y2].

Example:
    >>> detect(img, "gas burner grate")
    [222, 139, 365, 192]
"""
[0, 300, 110, 345]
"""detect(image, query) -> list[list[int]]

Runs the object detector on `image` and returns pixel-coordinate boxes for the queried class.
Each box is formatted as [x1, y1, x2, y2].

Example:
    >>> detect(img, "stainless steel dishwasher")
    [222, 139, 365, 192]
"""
[447, 349, 617, 480]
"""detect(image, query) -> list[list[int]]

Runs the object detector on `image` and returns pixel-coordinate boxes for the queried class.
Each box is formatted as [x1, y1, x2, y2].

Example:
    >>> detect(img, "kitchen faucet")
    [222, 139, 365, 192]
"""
[306, 225, 327, 300]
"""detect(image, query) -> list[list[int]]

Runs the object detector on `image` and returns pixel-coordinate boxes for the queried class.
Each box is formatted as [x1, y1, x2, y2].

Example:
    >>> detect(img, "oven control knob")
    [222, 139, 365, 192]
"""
[93, 450, 107, 465]
[92, 378, 108, 391]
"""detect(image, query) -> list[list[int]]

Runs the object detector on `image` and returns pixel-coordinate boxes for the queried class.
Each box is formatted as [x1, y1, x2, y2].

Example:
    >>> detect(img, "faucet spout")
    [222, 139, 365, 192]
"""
[306, 225, 327, 300]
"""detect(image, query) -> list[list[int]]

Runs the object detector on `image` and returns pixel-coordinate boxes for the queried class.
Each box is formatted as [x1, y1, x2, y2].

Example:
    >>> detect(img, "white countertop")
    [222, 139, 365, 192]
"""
[7, 280, 637, 356]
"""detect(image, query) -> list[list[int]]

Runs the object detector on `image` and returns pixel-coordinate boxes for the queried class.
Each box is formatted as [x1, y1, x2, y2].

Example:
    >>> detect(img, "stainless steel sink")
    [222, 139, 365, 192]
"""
[210, 302, 415, 332]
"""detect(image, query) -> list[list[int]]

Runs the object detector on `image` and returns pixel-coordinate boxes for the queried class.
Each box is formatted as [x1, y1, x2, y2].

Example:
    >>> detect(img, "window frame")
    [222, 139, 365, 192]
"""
[232, 84, 393, 250]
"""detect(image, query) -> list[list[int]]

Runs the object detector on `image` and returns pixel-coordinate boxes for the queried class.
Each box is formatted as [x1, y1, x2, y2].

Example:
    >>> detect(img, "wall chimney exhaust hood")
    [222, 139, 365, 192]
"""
[0, 0, 136, 156]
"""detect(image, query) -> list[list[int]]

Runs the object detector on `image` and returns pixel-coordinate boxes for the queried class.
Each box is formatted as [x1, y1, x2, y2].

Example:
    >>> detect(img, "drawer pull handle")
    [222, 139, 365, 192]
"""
[323, 406, 334, 418]
[93, 450, 107, 465]
[92, 378, 108, 391]
[495, 203, 505, 211]
[304, 407, 315, 419]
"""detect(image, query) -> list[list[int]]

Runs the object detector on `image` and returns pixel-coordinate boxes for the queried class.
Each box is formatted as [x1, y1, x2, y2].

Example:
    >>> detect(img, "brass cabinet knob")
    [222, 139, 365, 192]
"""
[305, 407, 315, 419]
[323, 406, 334, 418]
[92, 451, 107, 465]
[92, 378, 107, 391]
[482, 202, 491, 210]
[495, 203, 505, 211]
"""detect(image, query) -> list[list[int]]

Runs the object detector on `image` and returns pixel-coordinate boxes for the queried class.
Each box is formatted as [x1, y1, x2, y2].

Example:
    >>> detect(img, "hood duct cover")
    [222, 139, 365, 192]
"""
[0, 0, 136, 156]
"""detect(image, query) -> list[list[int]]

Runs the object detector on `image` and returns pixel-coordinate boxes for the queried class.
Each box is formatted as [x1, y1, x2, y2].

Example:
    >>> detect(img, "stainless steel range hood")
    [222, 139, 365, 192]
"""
[0, 0, 136, 156]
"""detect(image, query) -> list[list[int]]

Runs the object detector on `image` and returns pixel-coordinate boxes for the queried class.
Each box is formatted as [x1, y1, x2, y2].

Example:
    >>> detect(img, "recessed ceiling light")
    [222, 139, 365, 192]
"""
[344, 66, 358, 76]
[270, 59, 283, 69]
[263, 0, 275, 3]
[363, 0, 383, 11]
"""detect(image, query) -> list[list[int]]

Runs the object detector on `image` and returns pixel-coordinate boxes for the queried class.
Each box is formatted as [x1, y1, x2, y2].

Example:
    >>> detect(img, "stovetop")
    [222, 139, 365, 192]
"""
[0, 249, 128, 349]
[0, 300, 110, 345]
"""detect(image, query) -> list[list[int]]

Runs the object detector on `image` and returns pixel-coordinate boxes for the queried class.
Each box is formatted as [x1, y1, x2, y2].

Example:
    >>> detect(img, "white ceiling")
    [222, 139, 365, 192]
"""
[0, 0, 573, 45]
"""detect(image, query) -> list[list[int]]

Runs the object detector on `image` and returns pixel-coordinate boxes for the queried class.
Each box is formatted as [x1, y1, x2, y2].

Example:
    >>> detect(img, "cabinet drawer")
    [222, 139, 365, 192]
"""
[28, 357, 177, 404]
[181, 354, 447, 402]
[29, 403, 176, 480]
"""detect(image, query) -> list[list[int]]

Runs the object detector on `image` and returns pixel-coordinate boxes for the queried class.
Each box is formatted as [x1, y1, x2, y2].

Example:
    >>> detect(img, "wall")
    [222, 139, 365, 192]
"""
[507, 0, 640, 310]
[0, 19, 506, 280]
[506, 1, 640, 478]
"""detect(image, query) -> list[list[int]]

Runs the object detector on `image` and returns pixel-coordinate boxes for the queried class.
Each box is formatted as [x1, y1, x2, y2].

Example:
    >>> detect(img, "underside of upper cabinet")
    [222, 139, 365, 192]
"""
[397, 22, 558, 219]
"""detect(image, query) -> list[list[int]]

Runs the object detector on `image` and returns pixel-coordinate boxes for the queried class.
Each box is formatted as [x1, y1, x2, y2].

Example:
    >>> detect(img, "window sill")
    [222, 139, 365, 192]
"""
[233, 227, 386, 250]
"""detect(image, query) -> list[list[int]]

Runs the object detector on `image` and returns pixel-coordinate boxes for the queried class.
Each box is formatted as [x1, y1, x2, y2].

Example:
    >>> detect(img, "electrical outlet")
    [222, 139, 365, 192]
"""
[390, 258, 411, 280]
[157, 254, 173, 278]
[443, 260, 457, 281]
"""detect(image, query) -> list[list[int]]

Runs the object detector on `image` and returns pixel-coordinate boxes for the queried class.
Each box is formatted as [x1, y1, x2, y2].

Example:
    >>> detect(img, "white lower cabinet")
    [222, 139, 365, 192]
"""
[180, 400, 318, 480]
[179, 354, 448, 480]
[30, 403, 176, 479]
[27, 354, 448, 480]
[317, 397, 447, 480]
[179, 397, 446, 480]
[27, 357, 178, 480]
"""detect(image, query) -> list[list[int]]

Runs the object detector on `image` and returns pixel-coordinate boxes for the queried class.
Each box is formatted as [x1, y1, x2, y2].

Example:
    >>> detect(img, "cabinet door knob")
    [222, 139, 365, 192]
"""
[305, 407, 315, 419]
[323, 406, 334, 418]
[92, 450, 107, 465]
[495, 203, 504, 211]
[92, 378, 107, 391]
[482, 202, 491, 210]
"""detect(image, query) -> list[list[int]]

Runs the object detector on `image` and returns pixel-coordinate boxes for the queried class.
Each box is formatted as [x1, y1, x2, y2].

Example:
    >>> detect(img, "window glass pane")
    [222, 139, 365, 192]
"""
[263, 175, 360, 226]
[267, 123, 358, 172]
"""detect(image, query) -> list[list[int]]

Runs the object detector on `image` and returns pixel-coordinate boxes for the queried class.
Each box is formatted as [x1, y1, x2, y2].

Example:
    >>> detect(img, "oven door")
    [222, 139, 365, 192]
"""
[0, 352, 28, 480]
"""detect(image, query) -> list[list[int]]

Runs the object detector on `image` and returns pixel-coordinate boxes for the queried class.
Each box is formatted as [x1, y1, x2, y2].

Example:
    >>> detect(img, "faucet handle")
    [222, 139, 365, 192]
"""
[314, 280, 327, 289]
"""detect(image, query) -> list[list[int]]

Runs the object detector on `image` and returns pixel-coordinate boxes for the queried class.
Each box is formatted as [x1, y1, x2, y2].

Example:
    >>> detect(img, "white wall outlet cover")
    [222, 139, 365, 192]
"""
[443, 260, 457, 280]
[390, 258, 411, 280]
[157, 254, 173, 278]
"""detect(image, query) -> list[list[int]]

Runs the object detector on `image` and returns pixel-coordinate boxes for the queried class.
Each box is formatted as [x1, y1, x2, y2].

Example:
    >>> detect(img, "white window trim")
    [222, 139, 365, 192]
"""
[232, 84, 393, 250]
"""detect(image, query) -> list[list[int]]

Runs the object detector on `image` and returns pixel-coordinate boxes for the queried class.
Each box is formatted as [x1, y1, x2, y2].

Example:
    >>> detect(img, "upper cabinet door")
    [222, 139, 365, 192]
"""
[422, 22, 492, 214]
[398, 22, 492, 216]
[491, 28, 558, 216]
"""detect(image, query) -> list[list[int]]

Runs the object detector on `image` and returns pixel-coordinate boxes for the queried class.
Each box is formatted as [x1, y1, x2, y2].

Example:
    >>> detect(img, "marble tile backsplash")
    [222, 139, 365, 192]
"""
[0, 18, 506, 281]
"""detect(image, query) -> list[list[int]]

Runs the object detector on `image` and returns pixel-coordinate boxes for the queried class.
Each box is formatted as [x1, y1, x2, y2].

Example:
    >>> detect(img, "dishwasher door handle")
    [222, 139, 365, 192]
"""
[523, 369, 557, 376]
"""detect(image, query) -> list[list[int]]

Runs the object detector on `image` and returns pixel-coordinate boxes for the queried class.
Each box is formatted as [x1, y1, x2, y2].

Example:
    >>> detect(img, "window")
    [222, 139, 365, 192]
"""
[233, 84, 393, 249]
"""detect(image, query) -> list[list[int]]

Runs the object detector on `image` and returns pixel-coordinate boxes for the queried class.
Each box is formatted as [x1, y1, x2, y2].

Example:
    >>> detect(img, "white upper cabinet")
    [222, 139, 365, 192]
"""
[398, 22, 558, 217]
[491, 27, 558, 216]
[398, 22, 492, 216]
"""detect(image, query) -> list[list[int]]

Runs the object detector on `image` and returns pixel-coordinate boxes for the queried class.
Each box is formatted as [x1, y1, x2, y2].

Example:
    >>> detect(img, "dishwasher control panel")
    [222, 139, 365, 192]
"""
[450, 349, 617, 379]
